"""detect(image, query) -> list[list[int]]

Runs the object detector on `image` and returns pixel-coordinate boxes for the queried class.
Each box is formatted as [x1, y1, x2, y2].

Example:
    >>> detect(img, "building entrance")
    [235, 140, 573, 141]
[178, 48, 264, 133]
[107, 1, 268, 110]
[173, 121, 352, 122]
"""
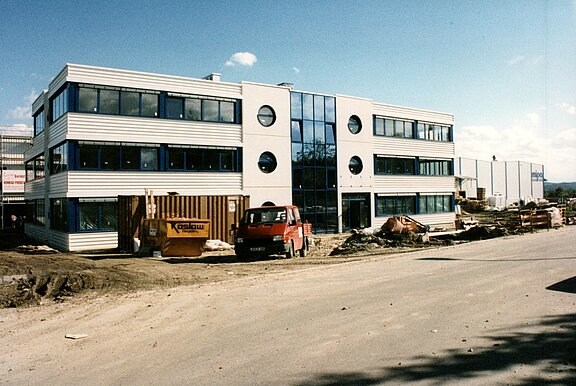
[342, 193, 371, 231]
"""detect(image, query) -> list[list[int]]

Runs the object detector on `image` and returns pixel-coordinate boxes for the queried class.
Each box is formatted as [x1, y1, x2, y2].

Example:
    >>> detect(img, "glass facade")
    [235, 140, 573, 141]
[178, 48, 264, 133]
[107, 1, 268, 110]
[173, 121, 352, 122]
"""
[291, 92, 337, 233]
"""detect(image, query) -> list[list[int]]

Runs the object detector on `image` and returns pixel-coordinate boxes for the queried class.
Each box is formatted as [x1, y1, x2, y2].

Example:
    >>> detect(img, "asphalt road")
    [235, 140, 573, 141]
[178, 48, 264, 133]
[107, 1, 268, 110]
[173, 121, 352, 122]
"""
[2, 227, 575, 385]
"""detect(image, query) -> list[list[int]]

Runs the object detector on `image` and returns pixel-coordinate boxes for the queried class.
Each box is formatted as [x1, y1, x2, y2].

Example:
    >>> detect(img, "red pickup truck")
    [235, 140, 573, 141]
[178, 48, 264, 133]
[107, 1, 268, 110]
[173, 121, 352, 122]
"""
[232, 205, 312, 259]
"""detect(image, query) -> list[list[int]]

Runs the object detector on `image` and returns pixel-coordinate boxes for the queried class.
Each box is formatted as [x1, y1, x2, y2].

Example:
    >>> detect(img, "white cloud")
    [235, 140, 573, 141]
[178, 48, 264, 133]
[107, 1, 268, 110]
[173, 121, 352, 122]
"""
[292, 67, 300, 74]
[224, 52, 257, 67]
[559, 102, 576, 114]
[1, 124, 33, 136]
[455, 114, 576, 182]
[508, 55, 525, 65]
[7, 89, 38, 121]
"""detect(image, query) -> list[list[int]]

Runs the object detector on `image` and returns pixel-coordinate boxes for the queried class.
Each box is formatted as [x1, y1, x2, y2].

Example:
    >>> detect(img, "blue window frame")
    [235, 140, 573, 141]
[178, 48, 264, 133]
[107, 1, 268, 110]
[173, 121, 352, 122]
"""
[50, 86, 69, 122]
[77, 199, 118, 232]
[33, 109, 45, 136]
[375, 195, 417, 217]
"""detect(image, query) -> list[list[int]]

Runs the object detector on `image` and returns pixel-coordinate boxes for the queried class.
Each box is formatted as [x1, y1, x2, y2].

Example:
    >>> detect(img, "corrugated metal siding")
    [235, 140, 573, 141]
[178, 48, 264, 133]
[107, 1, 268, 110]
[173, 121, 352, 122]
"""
[25, 224, 48, 243]
[68, 232, 118, 252]
[47, 173, 68, 197]
[118, 194, 250, 251]
[66, 172, 242, 197]
[47, 230, 69, 251]
[48, 115, 69, 147]
[66, 64, 242, 99]
[25, 136, 45, 161]
[66, 114, 242, 146]
[32, 92, 46, 115]
[373, 213, 456, 228]
[48, 66, 69, 97]
[373, 138, 455, 158]
[374, 176, 455, 193]
[372, 103, 454, 125]
[25, 179, 45, 199]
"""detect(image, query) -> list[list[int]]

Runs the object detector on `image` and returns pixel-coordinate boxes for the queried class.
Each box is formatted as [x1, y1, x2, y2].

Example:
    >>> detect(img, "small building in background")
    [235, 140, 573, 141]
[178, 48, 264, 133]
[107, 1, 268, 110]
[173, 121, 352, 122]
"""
[454, 157, 545, 205]
[1, 127, 32, 229]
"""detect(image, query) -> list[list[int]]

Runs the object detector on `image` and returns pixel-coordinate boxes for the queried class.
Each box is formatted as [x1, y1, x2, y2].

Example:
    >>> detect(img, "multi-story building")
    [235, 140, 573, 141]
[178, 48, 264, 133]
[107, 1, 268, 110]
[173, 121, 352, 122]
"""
[26, 64, 456, 251]
[1, 128, 31, 229]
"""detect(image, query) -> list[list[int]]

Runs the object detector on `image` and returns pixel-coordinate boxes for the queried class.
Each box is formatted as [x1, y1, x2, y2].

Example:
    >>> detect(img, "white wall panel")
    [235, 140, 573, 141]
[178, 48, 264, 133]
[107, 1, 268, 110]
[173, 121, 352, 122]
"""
[47, 115, 69, 147]
[25, 224, 48, 243]
[374, 176, 455, 193]
[373, 137, 455, 159]
[69, 232, 118, 252]
[491, 161, 506, 196]
[518, 161, 533, 200]
[505, 162, 520, 200]
[66, 64, 242, 99]
[373, 212, 455, 228]
[48, 173, 68, 197]
[372, 102, 454, 125]
[66, 114, 241, 147]
[48, 66, 68, 98]
[25, 179, 45, 199]
[65, 172, 242, 197]
[476, 160, 492, 196]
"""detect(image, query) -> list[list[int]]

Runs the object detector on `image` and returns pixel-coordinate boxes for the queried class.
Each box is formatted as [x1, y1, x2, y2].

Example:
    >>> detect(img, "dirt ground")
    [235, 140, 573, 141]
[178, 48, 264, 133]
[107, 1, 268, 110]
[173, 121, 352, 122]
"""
[0, 211, 553, 308]
[0, 231, 398, 308]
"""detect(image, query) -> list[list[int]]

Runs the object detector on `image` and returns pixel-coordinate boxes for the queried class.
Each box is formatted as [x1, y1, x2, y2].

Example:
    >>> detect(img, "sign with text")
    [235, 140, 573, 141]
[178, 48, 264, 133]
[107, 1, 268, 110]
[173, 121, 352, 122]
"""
[1, 170, 25, 193]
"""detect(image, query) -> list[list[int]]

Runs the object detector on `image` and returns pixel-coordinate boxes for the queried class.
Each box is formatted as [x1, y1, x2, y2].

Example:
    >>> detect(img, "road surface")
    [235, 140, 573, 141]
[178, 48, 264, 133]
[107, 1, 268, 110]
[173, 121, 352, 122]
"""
[2, 227, 575, 385]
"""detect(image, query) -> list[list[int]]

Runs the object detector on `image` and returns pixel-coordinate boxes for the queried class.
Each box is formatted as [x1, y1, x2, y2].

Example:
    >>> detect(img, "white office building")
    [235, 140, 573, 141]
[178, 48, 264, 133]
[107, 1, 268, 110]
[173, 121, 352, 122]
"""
[27, 64, 456, 251]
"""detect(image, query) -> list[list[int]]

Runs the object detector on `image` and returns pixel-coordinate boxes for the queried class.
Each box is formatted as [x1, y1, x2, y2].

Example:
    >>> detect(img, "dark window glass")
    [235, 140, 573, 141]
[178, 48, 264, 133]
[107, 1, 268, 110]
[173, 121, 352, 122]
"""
[405, 121, 414, 138]
[35, 155, 45, 179]
[220, 150, 234, 171]
[203, 100, 219, 122]
[325, 124, 335, 145]
[166, 97, 184, 119]
[168, 148, 185, 170]
[79, 144, 99, 169]
[79, 88, 97, 112]
[406, 159, 415, 175]
[34, 110, 45, 136]
[121, 91, 139, 116]
[302, 94, 313, 120]
[100, 89, 120, 114]
[292, 168, 303, 189]
[257, 105, 275, 127]
[315, 168, 326, 189]
[385, 119, 394, 136]
[303, 120, 314, 144]
[186, 150, 201, 171]
[303, 168, 315, 188]
[291, 121, 302, 142]
[314, 121, 325, 143]
[50, 198, 68, 232]
[291, 92, 302, 119]
[326, 145, 336, 167]
[324, 97, 335, 123]
[302, 144, 314, 166]
[101, 145, 119, 170]
[141, 93, 158, 117]
[185, 98, 201, 120]
[292, 143, 303, 166]
[314, 95, 324, 121]
[349, 156, 363, 175]
[327, 169, 337, 189]
[101, 202, 118, 229]
[79, 203, 98, 231]
[348, 115, 362, 134]
[204, 150, 219, 170]
[220, 101, 235, 123]
[122, 146, 140, 169]
[140, 148, 158, 170]
[258, 151, 277, 173]
[50, 143, 68, 175]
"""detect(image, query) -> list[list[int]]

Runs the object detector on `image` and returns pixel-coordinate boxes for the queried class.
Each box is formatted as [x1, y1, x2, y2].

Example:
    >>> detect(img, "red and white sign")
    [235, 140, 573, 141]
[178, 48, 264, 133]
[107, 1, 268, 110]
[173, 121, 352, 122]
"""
[2, 170, 26, 193]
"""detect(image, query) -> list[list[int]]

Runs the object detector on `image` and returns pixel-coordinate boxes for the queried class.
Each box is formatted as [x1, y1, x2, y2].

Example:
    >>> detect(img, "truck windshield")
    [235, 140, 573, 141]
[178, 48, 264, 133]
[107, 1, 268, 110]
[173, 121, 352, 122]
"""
[242, 208, 287, 225]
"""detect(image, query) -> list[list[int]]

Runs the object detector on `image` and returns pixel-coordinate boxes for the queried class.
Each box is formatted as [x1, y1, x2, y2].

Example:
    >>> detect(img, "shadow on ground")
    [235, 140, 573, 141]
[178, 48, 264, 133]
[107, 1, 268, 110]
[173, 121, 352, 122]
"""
[547, 276, 576, 294]
[295, 313, 576, 386]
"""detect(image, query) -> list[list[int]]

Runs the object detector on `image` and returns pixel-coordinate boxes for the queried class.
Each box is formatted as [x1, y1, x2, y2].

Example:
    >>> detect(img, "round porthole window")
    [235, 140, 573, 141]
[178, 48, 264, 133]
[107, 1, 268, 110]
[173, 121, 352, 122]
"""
[349, 156, 363, 175]
[257, 105, 276, 127]
[348, 115, 362, 134]
[258, 151, 277, 173]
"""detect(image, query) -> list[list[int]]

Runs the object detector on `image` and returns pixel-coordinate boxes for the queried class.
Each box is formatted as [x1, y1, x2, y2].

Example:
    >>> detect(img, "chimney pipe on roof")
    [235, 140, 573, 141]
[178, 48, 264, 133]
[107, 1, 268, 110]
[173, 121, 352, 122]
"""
[277, 82, 293, 88]
[203, 73, 221, 82]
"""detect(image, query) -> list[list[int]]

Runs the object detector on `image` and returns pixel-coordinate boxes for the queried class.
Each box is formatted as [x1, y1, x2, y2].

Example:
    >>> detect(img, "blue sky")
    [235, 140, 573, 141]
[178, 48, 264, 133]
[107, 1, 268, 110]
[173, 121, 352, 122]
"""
[1, 0, 574, 182]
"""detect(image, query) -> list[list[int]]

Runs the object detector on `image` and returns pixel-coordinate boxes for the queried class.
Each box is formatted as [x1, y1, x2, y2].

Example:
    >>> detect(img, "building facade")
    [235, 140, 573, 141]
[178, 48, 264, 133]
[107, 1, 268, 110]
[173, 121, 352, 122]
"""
[1, 129, 31, 228]
[455, 157, 545, 205]
[27, 64, 456, 251]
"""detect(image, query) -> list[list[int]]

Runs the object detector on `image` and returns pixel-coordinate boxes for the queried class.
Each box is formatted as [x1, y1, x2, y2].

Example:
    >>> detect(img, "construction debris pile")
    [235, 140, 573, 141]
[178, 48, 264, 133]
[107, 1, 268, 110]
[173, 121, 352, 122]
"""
[331, 198, 572, 256]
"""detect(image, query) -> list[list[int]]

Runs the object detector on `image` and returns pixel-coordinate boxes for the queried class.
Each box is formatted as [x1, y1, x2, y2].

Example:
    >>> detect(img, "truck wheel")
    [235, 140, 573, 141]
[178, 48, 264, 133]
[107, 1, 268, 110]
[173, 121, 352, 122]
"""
[286, 241, 295, 259]
[299, 238, 308, 257]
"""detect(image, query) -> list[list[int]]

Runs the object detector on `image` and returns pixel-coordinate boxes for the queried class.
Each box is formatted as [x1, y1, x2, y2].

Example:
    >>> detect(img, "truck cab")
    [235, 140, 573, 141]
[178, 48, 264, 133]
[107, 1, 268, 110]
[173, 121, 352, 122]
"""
[233, 205, 311, 259]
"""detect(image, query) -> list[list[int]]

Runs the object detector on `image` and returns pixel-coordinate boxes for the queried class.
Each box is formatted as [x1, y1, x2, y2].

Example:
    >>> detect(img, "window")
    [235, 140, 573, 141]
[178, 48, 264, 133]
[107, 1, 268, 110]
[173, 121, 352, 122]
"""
[25, 199, 45, 225]
[34, 109, 45, 136]
[51, 86, 69, 121]
[258, 151, 277, 173]
[257, 105, 276, 127]
[374, 156, 415, 175]
[418, 194, 452, 213]
[26, 154, 45, 181]
[348, 115, 362, 134]
[50, 198, 69, 232]
[79, 87, 98, 112]
[79, 144, 99, 169]
[202, 100, 219, 122]
[166, 97, 184, 119]
[185, 98, 201, 120]
[373, 117, 414, 138]
[120, 91, 139, 115]
[100, 89, 120, 114]
[416, 122, 451, 142]
[165, 146, 240, 172]
[220, 101, 235, 123]
[349, 156, 363, 175]
[376, 195, 416, 216]
[78, 199, 118, 231]
[418, 159, 453, 176]
[50, 142, 68, 175]
[141, 93, 159, 117]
